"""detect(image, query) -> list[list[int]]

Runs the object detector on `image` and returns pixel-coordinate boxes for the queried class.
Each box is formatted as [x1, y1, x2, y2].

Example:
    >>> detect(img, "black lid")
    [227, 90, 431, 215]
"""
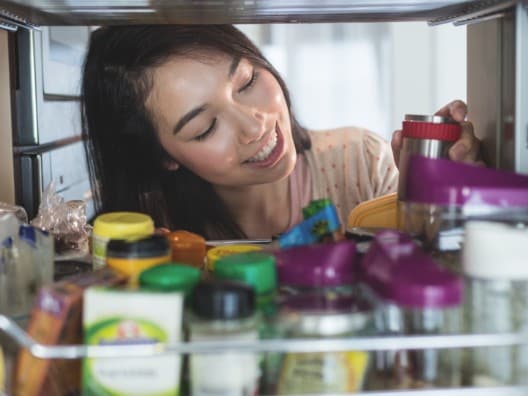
[106, 235, 169, 258]
[191, 279, 256, 320]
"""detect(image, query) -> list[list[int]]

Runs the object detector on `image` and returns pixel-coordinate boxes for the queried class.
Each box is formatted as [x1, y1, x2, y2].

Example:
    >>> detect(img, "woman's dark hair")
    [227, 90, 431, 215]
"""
[82, 25, 311, 239]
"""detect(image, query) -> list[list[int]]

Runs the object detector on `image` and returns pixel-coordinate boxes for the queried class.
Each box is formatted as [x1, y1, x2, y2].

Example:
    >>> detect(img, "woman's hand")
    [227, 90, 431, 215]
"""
[391, 100, 484, 166]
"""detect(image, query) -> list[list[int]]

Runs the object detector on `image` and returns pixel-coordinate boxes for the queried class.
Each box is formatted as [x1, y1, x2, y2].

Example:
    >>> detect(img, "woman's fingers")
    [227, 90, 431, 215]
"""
[448, 121, 481, 163]
[435, 99, 467, 122]
[391, 129, 402, 166]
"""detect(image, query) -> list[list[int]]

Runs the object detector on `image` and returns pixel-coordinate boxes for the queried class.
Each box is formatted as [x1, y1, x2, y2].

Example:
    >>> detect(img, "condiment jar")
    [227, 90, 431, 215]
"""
[139, 262, 201, 295]
[189, 279, 259, 395]
[206, 244, 262, 271]
[139, 262, 201, 396]
[166, 230, 206, 269]
[361, 230, 463, 389]
[92, 212, 154, 269]
[106, 235, 170, 284]
[214, 252, 278, 394]
[274, 240, 372, 394]
[463, 221, 528, 386]
[397, 114, 461, 202]
[276, 283, 373, 394]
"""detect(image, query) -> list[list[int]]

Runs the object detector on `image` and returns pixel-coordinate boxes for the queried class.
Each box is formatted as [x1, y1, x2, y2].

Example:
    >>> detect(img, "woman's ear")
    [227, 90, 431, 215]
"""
[164, 159, 180, 171]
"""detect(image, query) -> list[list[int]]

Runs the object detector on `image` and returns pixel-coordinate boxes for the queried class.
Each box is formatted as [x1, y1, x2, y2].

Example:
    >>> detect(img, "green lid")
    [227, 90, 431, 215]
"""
[214, 252, 277, 296]
[139, 263, 201, 294]
[302, 198, 332, 219]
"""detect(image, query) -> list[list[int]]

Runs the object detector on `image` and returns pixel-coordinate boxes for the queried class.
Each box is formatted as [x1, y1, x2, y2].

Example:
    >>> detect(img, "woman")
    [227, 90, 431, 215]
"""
[82, 25, 480, 239]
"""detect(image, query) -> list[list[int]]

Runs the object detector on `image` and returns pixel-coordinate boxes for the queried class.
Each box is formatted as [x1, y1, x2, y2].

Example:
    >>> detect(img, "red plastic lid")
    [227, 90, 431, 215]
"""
[402, 120, 462, 141]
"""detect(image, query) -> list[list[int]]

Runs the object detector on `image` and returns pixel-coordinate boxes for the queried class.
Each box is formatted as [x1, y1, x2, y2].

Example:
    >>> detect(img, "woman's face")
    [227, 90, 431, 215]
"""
[147, 52, 297, 188]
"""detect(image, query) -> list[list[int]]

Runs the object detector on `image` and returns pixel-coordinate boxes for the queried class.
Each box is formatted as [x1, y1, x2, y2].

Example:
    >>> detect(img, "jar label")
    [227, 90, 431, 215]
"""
[277, 351, 369, 393]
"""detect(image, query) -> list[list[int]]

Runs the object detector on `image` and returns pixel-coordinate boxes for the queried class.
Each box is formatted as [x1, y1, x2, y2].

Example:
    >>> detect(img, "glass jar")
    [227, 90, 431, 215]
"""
[214, 251, 279, 394]
[276, 292, 374, 394]
[273, 240, 372, 394]
[361, 230, 463, 389]
[400, 155, 528, 273]
[189, 279, 260, 395]
[92, 212, 154, 269]
[106, 235, 170, 285]
[166, 230, 206, 269]
[463, 221, 528, 386]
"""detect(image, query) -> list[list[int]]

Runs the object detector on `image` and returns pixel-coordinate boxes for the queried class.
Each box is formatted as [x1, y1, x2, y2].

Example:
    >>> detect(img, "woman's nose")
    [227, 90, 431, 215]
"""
[233, 105, 266, 144]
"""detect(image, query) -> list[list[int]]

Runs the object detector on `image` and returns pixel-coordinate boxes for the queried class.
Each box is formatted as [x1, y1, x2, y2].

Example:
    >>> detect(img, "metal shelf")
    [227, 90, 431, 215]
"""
[2, 314, 528, 358]
[2, 314, 528, 395]
[0, 0, 522, 29]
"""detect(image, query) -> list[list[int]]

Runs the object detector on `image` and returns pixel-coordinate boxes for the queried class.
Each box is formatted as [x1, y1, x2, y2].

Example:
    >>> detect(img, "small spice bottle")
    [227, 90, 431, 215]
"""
[189, 279, 259, 395]
[106, 235, 170, 285]
[166, 230, 206, 269]
[361, 230, 463, 389]
[463, 221, 528, 386]
[92, 212, 154, 269]
[139, 263, 202, 396]
[274, 240, 372, 394]
[214, 252, 278, 393]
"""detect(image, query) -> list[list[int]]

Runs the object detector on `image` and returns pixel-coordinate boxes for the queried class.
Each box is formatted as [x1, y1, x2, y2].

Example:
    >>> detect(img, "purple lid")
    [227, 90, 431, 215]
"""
[274, 240, 357, 287]
[405, 156, 528, 207]
[361, 230, 463, 308]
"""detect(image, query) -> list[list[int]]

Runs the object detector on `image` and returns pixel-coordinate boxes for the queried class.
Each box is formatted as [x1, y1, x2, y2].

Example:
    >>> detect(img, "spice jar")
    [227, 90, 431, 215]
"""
[166, 230, 206, 269]
[274, 240, 372, 394]
[463, 221, 528, 386]
[214, 252, 279, 393]
[361, 230, 463, 390]
[400, 155, 528, 273]
[92, 212, 154, 269]
[106, 235, 170, 284]
[397, 114, 461, 202]
[189, 280, 259, 395]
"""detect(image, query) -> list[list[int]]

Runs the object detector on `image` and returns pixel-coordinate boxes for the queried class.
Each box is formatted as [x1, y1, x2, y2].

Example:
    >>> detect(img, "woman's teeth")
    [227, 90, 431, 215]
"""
[247, 131, 278, 163]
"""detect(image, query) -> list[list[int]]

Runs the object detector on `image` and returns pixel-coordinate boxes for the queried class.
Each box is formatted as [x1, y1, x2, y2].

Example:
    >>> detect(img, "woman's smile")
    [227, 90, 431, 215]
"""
[243, 123, 285, 169]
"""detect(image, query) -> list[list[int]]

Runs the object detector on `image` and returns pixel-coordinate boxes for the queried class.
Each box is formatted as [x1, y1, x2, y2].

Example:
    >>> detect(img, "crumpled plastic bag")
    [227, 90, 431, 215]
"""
[31, 182, 91, 255]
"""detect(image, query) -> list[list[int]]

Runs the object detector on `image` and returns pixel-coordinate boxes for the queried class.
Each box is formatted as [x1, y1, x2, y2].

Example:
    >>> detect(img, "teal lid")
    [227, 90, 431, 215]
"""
[139, 263, 201, 294]
[214, 252, 277, 296]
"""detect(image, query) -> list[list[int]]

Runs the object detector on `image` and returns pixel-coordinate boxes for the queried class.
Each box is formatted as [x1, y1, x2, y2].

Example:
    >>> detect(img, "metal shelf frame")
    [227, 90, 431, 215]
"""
[2, 314, 528, 395]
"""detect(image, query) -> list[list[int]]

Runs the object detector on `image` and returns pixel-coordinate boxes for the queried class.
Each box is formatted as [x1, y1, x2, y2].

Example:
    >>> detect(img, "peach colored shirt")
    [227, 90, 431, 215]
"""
[287, 127, 399, 230]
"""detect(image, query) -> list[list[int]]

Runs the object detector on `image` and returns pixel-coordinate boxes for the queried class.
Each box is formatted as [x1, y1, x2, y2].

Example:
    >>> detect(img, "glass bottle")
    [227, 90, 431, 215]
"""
[189, 279, 259, 395]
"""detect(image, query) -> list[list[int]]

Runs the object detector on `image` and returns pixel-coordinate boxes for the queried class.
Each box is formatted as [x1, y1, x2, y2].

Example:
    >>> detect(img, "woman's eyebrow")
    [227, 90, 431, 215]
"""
[173, 105, 208, 135]
[172, 57, 241, 135]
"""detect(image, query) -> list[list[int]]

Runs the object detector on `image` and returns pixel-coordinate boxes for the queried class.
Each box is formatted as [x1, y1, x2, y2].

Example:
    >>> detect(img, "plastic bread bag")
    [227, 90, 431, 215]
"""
[31, 181, 91, 256]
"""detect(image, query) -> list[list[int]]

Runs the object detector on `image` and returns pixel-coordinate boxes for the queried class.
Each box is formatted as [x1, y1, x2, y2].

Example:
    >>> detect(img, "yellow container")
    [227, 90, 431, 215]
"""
[206, 244, 262, 271]
[347, 192, 399, 230]
[92, 212, 154, 269]
[106, 235, 170, 285]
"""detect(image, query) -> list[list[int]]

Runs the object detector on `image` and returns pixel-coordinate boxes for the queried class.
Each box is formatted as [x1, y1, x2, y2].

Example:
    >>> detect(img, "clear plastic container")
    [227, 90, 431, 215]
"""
[463, 221, 528, 386]
[361, 230, 463, 389]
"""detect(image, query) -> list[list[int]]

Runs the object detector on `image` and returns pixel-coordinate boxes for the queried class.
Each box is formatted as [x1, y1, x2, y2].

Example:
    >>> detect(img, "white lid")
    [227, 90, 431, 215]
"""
[463, 221, 528, 280]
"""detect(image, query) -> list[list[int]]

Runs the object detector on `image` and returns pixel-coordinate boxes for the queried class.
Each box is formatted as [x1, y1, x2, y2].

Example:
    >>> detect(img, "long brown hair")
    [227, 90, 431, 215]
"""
[82, 25, 311, 238]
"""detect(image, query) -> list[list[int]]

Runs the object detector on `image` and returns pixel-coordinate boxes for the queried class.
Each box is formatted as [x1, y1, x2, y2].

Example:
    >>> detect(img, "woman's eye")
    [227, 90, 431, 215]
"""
[238, 69, 259, 93]
[194, 118, 217, 141]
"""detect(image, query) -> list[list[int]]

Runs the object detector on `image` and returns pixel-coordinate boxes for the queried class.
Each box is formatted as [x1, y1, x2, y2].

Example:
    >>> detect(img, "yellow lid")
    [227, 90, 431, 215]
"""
[93, 212, 155, 239]
[347, 192, 399, 229]
[206, 244, 262, 271]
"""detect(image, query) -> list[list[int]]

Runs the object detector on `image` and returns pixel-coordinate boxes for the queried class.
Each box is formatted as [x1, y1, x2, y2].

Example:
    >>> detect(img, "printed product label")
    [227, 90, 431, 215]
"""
[83, 317, 180, 396]
[277, 351, 369, 393]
